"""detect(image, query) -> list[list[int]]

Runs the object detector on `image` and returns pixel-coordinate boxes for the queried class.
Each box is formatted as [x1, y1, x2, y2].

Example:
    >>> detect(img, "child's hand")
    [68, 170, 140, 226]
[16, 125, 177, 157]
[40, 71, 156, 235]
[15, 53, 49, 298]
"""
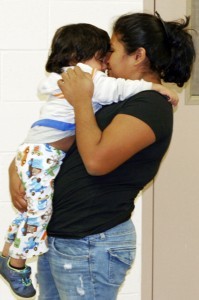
[152, 83, 179, 107]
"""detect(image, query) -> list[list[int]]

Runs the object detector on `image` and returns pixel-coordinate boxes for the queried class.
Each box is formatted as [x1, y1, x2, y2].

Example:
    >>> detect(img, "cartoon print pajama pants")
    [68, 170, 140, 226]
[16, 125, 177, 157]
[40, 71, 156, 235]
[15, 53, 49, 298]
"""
[5, 143, 65, 259]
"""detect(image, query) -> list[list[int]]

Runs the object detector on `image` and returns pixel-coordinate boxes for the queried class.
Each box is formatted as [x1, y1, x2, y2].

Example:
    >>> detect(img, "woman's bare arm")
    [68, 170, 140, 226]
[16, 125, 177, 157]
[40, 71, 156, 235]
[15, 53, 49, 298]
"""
[58, 67, 155, 175]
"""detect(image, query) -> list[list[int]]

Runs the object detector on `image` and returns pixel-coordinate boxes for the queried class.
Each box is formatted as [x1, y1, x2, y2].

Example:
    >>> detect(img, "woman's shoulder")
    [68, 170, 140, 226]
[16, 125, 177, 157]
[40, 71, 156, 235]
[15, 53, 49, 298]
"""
[126, 90, 170, 103]
[120, 90, 172, 113]
[119, 90, 173, 139]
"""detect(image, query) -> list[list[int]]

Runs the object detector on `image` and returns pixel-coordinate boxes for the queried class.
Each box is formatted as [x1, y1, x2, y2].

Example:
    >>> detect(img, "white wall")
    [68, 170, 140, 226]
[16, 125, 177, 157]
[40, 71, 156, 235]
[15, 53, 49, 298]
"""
[0, 1, 144, 299]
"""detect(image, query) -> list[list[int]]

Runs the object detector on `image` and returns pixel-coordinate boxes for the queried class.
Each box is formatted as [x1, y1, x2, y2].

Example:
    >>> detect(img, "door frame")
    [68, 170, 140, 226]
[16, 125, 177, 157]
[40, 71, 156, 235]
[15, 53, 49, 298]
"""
[142, 0, 155, 296]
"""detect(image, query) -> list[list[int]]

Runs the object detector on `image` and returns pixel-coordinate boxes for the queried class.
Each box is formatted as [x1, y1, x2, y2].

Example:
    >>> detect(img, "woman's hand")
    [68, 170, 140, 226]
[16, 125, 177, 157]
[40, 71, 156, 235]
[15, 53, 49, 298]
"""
[58, 66, 94, 107]
[9, 158, 27, 212]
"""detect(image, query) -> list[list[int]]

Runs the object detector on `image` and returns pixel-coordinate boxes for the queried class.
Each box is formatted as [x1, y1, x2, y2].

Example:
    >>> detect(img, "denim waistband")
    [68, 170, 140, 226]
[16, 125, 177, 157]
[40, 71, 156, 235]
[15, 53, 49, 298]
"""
[88, 219, 135, 240]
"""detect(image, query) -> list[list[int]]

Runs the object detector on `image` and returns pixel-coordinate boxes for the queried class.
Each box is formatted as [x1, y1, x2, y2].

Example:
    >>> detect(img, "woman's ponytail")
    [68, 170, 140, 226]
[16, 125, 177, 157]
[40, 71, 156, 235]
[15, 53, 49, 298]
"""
[159, 15, 196, 87]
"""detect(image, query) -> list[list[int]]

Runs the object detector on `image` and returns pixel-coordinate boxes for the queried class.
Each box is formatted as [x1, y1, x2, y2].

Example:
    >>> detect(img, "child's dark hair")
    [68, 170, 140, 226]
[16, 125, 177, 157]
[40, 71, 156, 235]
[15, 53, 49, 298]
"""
[46, 23, 110, 74]
[113, 12, 196, 87]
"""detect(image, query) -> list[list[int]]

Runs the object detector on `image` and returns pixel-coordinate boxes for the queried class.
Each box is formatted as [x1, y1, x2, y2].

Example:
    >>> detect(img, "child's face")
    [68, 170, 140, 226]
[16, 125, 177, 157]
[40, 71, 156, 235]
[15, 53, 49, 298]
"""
[84, 53, 107, 72]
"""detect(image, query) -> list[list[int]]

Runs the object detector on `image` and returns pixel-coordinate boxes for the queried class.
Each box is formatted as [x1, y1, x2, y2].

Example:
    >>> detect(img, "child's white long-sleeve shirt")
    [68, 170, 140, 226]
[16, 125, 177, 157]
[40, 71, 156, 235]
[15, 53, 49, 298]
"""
[24, 63, 152, 144]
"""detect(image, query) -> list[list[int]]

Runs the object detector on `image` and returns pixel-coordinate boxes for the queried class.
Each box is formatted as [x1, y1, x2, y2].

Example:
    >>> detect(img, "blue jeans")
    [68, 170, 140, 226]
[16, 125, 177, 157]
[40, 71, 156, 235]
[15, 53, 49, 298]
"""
[37, 219, 136, 300]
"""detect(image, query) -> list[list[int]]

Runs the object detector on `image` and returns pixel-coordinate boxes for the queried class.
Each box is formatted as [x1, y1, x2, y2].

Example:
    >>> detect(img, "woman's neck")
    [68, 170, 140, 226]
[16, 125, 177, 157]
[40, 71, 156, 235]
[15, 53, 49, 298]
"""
[129, 71, 161, 84]
[131, 59, 161, 84]
[142, 72, 161, 84]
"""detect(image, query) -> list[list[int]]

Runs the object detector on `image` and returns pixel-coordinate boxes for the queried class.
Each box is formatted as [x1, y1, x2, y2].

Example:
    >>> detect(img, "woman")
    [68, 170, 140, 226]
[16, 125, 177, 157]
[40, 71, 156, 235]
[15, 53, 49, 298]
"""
[9, 12, 195, 300]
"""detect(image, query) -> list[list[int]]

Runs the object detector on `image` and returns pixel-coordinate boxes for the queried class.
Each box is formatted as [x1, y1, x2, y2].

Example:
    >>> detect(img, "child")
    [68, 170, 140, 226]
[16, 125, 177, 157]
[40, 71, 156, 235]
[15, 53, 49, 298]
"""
[0, 23, 178, 299]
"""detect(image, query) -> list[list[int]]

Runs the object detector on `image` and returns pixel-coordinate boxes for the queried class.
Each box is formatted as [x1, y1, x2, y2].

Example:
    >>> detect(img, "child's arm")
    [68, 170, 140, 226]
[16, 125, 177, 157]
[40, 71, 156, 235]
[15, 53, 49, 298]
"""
[92, 71, 151, 103]
[92, 70, 179, 107]
[152, 83, 179, 106]
[50, 63, 178, 106]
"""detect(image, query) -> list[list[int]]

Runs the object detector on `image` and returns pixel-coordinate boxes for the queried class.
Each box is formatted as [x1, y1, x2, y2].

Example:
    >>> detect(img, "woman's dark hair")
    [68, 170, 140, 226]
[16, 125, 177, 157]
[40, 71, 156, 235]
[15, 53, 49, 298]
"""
[46, 23, 110, 74]
[113, 12, 196, 87]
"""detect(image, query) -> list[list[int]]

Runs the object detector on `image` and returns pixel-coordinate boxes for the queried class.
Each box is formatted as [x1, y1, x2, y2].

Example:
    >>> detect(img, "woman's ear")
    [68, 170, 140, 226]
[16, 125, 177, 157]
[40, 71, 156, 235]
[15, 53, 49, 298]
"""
[134, 47, 146, 65]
